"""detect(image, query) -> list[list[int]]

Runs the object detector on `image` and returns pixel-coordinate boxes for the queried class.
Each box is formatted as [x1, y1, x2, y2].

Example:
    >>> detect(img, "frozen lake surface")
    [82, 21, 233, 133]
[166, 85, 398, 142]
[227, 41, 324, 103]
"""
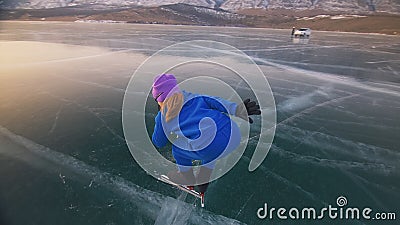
[0, 21, 399, 225]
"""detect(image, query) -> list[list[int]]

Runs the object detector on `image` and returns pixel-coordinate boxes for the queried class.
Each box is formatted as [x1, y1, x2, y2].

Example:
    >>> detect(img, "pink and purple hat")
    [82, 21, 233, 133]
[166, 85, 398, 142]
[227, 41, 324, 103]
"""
[152, 74, 180, 102]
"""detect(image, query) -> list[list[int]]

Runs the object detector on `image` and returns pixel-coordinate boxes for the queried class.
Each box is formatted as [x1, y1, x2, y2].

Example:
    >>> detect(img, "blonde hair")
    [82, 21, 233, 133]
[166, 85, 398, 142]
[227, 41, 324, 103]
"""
[161, 93, 184, 122]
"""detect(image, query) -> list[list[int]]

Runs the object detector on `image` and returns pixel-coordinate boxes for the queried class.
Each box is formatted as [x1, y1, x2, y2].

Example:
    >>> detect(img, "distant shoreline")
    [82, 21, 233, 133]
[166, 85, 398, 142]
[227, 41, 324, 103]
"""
[1, 20, 397, 38]
[1, 6, 399, 36]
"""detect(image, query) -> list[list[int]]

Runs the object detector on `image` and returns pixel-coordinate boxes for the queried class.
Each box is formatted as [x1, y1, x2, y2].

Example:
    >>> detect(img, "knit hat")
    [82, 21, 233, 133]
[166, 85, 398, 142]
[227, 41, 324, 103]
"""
[152, 74, 180, 102]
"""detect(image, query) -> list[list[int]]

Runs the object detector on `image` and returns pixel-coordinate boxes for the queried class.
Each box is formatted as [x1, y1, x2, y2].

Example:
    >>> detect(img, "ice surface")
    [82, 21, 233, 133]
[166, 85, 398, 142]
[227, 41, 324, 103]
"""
[0, 21, 399, 225]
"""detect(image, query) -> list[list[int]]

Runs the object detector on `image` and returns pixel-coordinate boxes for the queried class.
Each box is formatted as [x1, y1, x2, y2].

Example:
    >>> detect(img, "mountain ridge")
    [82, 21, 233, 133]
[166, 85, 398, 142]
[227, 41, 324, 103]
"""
[1, 0, 399, 14]
[1, 3, 399, 35]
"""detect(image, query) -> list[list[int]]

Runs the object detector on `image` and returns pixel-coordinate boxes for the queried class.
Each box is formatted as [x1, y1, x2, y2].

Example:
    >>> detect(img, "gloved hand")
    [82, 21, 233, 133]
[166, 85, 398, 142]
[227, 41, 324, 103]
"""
[235, 99, 261, 124]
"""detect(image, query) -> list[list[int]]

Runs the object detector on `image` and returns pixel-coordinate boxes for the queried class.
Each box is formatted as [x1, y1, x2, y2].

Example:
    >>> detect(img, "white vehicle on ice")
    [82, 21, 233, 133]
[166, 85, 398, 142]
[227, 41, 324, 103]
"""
[294, 28, 311, 37]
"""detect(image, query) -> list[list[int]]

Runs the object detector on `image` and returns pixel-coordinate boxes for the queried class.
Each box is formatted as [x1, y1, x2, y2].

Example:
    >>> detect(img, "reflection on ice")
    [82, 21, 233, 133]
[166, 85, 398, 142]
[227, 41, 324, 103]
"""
[291, 37, 310, 44]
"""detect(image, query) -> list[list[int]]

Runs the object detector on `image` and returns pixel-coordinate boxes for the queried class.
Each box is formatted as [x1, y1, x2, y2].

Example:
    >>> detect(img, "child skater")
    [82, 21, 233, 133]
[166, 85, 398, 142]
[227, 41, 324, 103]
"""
[151, 74, 260, 194]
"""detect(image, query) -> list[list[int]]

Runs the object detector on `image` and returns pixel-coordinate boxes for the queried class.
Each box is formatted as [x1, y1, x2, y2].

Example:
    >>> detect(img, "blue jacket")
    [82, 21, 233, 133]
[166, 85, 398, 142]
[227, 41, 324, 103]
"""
[152, 91, 238, 151]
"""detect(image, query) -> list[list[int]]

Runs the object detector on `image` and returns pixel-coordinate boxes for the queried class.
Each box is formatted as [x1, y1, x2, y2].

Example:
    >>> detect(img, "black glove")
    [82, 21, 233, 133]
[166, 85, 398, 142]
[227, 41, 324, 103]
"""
[235, 98, 261, 124]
